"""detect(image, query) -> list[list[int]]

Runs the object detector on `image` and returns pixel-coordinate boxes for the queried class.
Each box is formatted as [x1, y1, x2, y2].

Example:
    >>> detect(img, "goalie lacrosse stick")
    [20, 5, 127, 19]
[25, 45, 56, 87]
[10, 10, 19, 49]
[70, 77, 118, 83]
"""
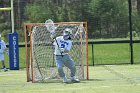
[45, 19, 63, 57]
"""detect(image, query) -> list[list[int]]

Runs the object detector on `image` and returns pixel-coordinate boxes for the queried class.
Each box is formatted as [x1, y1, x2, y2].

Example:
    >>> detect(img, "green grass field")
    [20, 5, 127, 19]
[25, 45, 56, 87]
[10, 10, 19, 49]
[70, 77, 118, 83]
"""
[0, 64, 140, 93]
[88, 43, 140, 65]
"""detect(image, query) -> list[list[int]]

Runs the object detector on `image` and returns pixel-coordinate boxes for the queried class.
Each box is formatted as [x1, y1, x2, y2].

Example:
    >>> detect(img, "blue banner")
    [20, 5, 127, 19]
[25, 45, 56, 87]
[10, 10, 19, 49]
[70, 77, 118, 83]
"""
[8, 32, 19, 70]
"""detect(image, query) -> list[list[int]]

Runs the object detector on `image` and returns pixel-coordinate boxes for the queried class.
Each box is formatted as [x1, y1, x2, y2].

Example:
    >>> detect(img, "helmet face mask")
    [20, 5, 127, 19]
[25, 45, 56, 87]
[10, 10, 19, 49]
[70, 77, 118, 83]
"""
[63, 28, 73, 40]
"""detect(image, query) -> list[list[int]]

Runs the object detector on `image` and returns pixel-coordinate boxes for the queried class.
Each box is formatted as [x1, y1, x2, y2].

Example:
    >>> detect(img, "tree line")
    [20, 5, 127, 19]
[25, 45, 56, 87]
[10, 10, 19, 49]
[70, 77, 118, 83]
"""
[24, 0, 140, 39]
[0, 0, 140, 41]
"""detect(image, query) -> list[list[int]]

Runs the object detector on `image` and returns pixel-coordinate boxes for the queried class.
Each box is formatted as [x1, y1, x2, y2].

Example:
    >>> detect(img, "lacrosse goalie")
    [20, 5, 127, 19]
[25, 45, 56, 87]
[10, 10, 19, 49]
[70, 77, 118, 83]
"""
[0, 34, 8, 72]
[52, 28, 80, 83]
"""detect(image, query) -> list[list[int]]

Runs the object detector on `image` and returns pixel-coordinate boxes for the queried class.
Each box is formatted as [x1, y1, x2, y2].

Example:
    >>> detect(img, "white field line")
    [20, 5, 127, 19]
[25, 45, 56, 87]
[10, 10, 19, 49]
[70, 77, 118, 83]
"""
[0, 72, 25, 76]
[0, 83, 140, 89]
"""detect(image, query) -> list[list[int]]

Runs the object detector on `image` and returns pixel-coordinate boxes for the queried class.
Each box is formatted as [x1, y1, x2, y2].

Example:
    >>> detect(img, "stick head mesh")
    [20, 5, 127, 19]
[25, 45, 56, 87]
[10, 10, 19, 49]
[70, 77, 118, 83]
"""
[45, 19, 56, 33]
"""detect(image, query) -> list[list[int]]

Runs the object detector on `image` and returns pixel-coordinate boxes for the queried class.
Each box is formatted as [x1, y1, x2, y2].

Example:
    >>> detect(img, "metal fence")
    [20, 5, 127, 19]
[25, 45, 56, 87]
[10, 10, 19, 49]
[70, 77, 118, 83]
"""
[88, 40, 140, 65]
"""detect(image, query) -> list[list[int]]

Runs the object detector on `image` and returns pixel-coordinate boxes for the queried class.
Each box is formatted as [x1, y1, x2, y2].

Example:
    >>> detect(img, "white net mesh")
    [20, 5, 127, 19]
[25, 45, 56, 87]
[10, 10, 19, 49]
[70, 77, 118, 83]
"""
[25, 22, 88, 82]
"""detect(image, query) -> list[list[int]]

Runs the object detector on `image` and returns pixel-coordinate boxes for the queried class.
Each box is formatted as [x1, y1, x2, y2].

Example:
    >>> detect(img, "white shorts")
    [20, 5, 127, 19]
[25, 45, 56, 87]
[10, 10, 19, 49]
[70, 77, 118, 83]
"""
[0, 54, 4, 61]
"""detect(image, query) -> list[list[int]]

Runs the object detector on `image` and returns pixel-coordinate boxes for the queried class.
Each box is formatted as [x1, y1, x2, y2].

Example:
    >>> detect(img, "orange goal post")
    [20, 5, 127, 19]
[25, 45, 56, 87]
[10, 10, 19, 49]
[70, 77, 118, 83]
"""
[24, 22, 88, 82]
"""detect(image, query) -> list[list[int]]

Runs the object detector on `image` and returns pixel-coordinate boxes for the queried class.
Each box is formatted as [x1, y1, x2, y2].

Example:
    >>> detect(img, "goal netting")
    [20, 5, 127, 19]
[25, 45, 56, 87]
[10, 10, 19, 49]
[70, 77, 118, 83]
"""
[24, 22, 88, 82]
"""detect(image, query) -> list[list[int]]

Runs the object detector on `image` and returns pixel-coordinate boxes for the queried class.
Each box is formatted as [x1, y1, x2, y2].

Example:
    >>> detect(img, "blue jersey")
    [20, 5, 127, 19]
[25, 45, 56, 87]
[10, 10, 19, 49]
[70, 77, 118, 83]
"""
[53, 36, 72, 55]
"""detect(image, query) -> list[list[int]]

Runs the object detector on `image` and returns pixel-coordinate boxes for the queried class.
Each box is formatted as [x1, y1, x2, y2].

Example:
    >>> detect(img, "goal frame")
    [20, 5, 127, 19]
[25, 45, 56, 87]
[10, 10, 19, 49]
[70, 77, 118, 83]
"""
[24, 22, 89, 82]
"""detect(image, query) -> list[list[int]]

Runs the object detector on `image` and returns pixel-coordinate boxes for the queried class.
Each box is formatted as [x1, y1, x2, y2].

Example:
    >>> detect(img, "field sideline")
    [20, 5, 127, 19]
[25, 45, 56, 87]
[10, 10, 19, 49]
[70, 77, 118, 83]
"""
[0, 64, 140, 93]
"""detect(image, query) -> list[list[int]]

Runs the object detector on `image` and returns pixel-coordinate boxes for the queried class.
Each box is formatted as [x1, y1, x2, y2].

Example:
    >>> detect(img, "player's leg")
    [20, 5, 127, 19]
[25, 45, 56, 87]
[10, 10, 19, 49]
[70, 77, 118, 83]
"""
[63, 55, 76, 77]
[56, 55, 67, 83]
[2, 60, 8, 72]
[0, 54, 8, 72]
[63, 54, 80, 83]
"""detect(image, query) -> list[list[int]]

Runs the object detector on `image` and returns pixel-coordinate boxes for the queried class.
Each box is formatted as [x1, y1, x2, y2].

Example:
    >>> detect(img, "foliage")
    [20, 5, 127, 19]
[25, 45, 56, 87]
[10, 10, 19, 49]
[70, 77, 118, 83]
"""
[0, 15, 11, 42]
[90, 0, 129, 38]
[132, 9, 140, 34]
[24, 0, 87, 23]
[25, 3, 51, 22]
[24, 0, 140, 39]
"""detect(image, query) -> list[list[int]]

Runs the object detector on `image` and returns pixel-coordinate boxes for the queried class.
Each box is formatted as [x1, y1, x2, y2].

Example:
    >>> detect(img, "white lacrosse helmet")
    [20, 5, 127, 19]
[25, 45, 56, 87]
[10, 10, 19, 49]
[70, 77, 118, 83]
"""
[64, 28, 72, 34]
[63, 28, 73, 40]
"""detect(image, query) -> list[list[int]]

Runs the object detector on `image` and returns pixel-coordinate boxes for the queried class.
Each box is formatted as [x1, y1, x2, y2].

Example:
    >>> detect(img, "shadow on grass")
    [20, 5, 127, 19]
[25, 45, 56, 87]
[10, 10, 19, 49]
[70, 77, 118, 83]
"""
[86, 79, 104, 81]
[77, 79, 104, 84]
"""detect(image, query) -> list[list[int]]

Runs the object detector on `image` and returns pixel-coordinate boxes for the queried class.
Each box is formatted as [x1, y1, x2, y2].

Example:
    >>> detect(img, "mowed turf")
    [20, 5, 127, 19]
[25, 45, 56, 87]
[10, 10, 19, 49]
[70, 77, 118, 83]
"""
[0, 64, 140, 93]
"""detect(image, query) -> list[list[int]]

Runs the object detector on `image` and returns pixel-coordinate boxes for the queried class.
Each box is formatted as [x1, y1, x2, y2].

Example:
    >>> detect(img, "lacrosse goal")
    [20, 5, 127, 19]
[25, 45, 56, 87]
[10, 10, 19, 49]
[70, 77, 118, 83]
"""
[24, 22, 88, 82]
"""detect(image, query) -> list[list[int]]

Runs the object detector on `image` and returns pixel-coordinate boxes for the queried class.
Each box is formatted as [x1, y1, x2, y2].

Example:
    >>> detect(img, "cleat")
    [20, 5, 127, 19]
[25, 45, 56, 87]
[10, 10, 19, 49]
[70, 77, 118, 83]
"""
[4, 68, 8, 72]
[4, 70, 8, 72]
[63, 81, 68, 83]
[71, 79, 80, 83]
[63, 76, 68, 83]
